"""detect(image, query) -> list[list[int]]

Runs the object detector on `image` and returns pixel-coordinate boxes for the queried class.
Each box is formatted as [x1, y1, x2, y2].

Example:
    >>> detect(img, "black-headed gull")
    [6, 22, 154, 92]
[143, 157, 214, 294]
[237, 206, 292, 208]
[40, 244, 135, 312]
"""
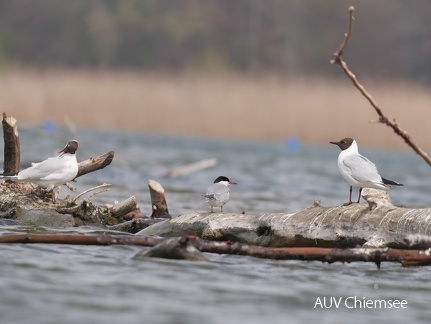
[330, 138, 403, 206]
[2, 140, 79, 203]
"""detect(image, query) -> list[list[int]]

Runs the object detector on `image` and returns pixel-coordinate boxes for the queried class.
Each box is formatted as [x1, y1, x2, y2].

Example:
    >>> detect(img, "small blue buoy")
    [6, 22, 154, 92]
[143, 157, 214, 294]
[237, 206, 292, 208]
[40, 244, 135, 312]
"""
[41, 120, 56, 133]
[285, 137, 300, 152]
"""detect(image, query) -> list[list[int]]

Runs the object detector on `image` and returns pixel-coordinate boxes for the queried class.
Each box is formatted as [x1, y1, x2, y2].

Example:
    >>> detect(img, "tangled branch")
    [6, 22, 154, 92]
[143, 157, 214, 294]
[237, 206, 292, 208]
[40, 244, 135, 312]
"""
[331, 6, 431, 166]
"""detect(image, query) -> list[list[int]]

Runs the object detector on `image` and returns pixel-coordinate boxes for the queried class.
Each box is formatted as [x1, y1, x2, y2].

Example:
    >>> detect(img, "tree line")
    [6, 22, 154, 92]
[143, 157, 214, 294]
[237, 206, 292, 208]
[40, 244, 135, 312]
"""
[0, 0, 430, 83]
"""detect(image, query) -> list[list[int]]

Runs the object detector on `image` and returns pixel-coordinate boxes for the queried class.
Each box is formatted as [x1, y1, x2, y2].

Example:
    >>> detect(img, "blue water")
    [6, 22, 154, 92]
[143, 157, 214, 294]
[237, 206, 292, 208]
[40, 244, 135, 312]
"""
[1, 129, 430, 324]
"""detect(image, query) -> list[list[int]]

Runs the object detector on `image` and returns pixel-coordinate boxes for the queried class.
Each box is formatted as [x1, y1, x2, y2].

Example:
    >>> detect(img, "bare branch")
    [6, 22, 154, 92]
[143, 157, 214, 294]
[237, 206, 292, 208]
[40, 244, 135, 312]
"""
[71, 183, 111, 204]
[331, 6, 431, 166]
[332, 6, 355, 59]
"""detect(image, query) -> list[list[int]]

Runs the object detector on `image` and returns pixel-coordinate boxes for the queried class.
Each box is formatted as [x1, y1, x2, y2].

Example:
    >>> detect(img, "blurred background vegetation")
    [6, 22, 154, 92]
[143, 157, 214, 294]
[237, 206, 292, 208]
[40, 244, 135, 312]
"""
[1, 0, 430, 82]
[0, 0, 430, 148]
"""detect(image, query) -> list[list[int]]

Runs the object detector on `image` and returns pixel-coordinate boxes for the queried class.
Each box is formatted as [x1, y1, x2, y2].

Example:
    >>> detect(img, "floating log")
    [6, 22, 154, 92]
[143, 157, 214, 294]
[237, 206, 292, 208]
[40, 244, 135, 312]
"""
[137, 188, 431, 249]
[2, 112, 20, 174]
[148, 179, 171, 219]
[164, 158, 217, 178]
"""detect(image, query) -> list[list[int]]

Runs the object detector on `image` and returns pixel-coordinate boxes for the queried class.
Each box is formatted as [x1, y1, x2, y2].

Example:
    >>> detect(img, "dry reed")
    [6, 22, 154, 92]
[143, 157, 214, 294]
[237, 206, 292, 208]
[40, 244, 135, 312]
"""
[0, 67, 429, 150]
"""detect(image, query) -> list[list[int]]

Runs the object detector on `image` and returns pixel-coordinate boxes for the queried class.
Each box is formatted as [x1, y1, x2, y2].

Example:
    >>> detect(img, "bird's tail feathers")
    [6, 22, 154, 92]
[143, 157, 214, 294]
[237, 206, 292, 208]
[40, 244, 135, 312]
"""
[382, 177, 403, 186]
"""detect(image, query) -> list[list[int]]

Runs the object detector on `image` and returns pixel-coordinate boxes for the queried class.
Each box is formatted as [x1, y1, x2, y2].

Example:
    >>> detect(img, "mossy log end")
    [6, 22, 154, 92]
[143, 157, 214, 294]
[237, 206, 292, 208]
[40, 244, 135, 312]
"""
[137, 188, 431, 249]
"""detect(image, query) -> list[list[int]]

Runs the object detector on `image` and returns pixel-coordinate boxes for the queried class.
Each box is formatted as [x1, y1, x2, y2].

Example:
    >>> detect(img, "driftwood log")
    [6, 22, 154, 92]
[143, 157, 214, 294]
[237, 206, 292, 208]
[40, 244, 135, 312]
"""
[137, 188, 431, 249]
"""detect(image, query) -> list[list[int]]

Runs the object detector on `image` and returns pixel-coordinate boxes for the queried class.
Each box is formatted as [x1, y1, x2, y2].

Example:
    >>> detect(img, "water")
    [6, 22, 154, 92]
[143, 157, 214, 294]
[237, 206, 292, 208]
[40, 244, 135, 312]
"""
[1, 129, 430, 324]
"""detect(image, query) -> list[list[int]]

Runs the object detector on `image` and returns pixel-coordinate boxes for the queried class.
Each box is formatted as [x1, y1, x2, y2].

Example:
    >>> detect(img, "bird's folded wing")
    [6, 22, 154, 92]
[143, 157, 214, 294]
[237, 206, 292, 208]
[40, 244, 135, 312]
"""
[342, 154, 383, 183]
[19, 157, 64, 181]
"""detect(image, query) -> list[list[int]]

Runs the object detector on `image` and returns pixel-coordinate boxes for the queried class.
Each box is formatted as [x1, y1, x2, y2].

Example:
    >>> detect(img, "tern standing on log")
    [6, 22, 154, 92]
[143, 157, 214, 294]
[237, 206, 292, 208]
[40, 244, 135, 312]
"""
[330, 138, 403, 206]
[1, 140, 79, 204]
[203, 176, 237, 213]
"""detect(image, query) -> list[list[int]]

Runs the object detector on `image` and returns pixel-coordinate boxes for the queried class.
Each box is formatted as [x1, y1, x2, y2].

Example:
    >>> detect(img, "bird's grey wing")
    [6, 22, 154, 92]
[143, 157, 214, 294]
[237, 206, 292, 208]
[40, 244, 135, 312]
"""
[205, 183, 228, 200]
[342, 154, 382, 183]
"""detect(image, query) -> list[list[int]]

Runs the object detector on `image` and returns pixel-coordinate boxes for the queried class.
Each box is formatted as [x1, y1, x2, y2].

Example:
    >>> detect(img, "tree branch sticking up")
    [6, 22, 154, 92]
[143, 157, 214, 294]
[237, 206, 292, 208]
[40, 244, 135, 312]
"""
[331, 6, 431, 166]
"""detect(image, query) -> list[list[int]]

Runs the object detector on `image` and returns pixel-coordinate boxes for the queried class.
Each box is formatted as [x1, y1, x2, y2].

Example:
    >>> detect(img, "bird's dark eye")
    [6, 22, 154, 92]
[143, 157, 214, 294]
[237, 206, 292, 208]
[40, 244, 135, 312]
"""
[341, 140, 346, 144]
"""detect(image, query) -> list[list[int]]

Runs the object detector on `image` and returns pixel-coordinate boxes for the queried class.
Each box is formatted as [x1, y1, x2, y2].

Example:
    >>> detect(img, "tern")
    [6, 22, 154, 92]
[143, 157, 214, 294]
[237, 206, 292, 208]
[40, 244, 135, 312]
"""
[203, 176, 237, 213]
[1, 140, 79, 203]
[330, 138, 403, 206]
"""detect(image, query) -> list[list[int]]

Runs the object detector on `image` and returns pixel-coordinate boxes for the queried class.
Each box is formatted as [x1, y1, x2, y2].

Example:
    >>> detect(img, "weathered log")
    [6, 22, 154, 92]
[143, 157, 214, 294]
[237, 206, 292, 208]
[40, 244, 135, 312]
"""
[76, 151, 114, 178]
[0, 233, 429, 267]
[137, 188, 431, 249]
[148, 179, 171, 219]
[2, 113, 20, 174]
[110, 195, 137, 219]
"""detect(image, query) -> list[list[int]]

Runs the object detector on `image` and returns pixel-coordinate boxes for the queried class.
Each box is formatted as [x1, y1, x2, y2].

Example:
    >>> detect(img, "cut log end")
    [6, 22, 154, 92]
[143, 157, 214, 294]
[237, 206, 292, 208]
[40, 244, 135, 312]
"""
[148, 179, 171, 219]
[2, 113, 20, 174]
[148, 179, 165, 193]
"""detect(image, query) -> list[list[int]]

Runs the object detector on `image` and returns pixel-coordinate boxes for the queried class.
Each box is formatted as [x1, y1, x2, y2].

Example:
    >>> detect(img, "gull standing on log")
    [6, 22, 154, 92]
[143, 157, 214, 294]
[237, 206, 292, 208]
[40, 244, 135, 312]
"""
[203, 176, 237, 213]
[330, 138, 403, 206]
[1, 140, 79, 204]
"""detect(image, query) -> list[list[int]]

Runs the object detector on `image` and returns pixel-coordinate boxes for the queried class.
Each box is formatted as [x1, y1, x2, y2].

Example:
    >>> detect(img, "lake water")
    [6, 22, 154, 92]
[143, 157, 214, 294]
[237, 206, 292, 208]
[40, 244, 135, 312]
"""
[1, 129, 430, 324]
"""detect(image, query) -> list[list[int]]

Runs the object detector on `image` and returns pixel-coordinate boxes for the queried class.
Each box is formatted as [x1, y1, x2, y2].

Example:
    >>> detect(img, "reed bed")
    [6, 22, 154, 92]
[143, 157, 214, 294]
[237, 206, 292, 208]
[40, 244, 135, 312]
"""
[0, 68, 429, 150]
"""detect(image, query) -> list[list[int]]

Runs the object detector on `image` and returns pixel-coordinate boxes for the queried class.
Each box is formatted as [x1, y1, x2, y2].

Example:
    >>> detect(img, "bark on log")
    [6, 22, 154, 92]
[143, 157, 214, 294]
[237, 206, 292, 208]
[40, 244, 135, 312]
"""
[76, 151, 114, 178]
[2, 113, 20, 175]
[137, 188, 431, 249]
[148, 179, 171, 219]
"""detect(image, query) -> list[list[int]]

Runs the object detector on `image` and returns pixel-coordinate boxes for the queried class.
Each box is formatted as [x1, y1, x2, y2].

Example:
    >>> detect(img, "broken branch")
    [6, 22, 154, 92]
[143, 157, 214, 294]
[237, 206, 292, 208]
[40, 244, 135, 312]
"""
[76, 151, 115, 178]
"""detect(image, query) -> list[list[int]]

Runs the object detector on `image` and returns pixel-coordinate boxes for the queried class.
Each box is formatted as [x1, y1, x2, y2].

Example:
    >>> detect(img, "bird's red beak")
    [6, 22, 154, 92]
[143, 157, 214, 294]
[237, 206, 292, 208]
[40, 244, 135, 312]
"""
[57, 145, 67, 157]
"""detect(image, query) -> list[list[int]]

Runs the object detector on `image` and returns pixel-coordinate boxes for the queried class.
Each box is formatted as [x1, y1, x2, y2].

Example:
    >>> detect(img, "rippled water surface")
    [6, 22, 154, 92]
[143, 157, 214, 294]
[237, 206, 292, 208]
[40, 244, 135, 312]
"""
[1, 130, 430, 324]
